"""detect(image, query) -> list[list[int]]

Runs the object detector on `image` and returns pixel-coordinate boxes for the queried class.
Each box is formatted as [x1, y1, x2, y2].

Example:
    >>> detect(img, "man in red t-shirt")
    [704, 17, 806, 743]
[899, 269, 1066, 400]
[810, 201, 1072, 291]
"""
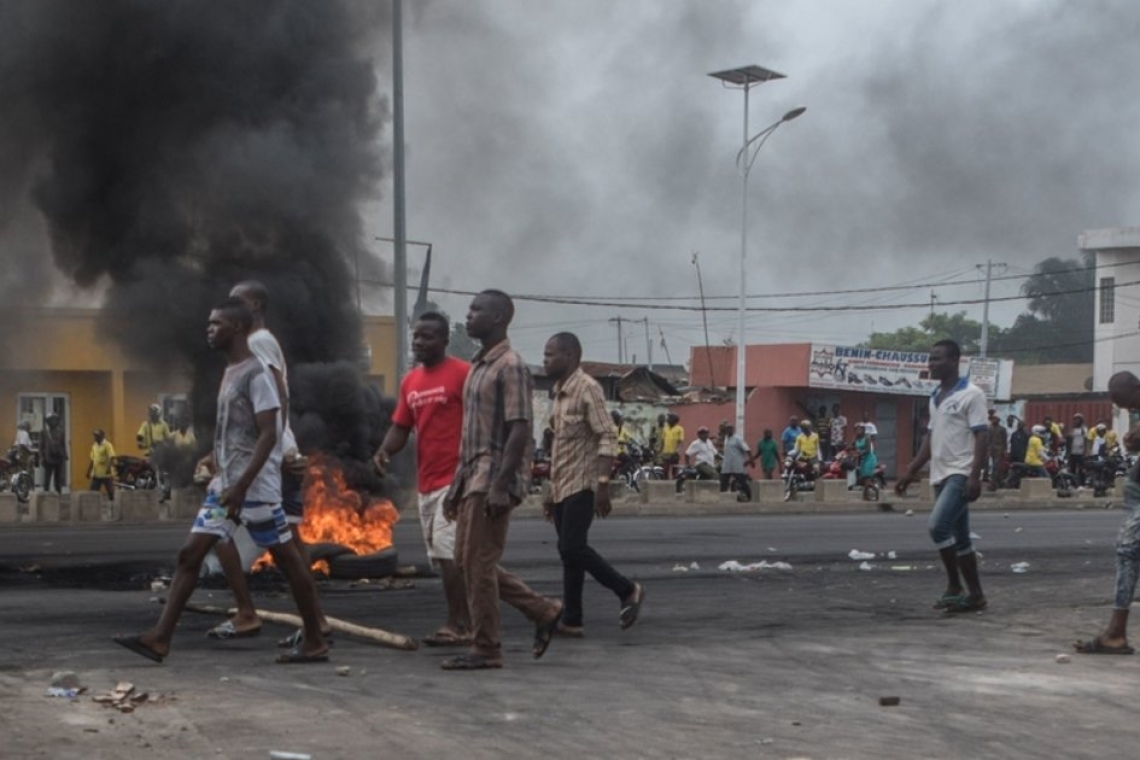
[375, 312, 471, 646]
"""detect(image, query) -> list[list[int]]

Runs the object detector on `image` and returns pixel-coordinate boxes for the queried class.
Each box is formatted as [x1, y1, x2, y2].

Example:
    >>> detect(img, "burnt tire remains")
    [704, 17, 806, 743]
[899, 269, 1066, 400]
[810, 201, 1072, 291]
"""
[328, 547, 399, 579]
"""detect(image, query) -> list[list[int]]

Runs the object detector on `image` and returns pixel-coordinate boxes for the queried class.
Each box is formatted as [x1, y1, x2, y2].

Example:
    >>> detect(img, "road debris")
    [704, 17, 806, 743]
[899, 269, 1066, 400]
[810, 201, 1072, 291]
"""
[879, 696, 901, 706]
[1055, 654, 1072, 664]
[887, 551, 897, 560]
[858, 561, 874, 571]
[905, 509, 914, 517]
[91, 682, 162, 713]
[50, 671, 83, 690]
[269, 753, 312, 760]
[848, 550, 875, 560]
[718, 560, 793, 572]
[890, 566, 914, 571]
[1010, 562, 1030, 574]
[336, 666, 351, 676]
[1015, 527, 1024, 533]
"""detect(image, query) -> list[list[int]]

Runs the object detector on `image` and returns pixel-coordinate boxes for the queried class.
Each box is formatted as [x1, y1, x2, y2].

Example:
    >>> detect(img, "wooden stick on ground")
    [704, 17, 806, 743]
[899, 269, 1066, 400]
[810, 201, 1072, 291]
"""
[180, 600, 420, 651]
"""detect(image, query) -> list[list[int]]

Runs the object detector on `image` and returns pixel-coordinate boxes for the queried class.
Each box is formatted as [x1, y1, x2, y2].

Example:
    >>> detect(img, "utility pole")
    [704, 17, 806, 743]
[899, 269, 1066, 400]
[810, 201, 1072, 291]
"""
[636, 318, 652, 371]
[658, 326, 674, 367]
[391, 0, 408, 383]
[609, 316, 626, 364]
[691, 252, 717, 391]
[977, 259, 1007, 358]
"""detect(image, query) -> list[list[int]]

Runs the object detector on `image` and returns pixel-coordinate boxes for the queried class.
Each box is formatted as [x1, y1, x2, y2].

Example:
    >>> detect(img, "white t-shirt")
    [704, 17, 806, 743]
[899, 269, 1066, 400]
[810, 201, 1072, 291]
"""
[14, 429, 33, 449]
[247, 328, 297, 455]
[861, 421, 878, 438]
[686, 438, 718, 467]
[927, 380, 988, 486]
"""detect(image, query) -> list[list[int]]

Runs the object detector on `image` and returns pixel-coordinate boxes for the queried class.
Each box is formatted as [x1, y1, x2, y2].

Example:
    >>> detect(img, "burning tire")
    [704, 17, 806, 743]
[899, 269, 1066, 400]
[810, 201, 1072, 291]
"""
[328, 547, 399, 579]
[305, 542, 355, 564]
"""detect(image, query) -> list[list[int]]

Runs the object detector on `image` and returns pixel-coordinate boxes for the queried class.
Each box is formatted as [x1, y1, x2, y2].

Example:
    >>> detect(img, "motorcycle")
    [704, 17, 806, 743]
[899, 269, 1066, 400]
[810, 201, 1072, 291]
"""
[0, 446, 34, 503]
[782, 455, 819, 502]
[613, 441, 665, 492]
[113, 455, 171, 502]
[1084, 455, 1118, 498]
[529, 448, 551, 495]
[1006, 457, 1078, 496]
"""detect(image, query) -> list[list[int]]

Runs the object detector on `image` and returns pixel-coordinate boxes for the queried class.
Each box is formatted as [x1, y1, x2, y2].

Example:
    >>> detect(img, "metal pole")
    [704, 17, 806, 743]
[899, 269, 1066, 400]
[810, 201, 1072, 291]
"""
[392, 0, 408, 382]
[736, 80, 750, 439]
[642, 318, 653, 372]
[980, 259, 992, 358]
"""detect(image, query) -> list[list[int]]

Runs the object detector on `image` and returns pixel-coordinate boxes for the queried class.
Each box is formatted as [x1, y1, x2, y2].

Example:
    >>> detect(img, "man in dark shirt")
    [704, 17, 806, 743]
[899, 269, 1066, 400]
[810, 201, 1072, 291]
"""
[1007, 415, 1029, 466]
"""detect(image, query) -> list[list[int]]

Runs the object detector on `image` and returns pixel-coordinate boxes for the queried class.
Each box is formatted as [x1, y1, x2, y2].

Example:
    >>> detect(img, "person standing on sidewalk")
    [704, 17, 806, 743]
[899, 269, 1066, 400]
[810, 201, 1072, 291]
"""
[719, 423, 752, 501]
[1068, 413, 1090, 486]
[374, 312, 471, 647]
[87, 429, 116, 501]
[985, 414, 1008, 490]
[1075, 372, 1140, 655]
[441, 290, 562, 671]
[756, 430, 780, 480]
[895, 339, 989, 614]
[41, 414, 67, 494]
[541, 331, 644, 638]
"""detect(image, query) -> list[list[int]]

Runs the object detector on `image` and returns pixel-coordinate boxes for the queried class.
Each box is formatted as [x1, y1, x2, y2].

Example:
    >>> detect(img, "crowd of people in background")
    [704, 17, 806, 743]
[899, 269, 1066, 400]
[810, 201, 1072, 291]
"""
[985, 410, 1124, 490]
[6, 404, 198, 500]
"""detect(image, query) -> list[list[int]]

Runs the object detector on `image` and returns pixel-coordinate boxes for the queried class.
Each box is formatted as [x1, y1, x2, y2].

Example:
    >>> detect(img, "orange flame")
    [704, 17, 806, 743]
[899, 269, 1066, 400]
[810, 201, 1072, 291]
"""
[252, 454, 399, 571]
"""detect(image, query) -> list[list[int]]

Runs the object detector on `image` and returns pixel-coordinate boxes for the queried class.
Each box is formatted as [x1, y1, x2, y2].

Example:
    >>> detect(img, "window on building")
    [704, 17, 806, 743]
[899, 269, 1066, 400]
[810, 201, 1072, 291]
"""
[1100, 277, 1116, 324]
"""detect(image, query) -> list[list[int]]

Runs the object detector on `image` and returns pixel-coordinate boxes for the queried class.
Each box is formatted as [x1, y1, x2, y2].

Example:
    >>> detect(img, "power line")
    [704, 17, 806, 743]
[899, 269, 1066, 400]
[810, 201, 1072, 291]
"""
[360, 276, 1136, 314]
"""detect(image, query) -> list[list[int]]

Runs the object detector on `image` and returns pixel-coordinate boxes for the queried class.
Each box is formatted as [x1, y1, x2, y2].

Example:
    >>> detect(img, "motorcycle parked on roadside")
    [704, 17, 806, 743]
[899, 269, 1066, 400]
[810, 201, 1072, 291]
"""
[113, 455, 171, 502]
[782, 455, 819, 502]
[0, 446, 34, 503]
[613, 441, 664, 492]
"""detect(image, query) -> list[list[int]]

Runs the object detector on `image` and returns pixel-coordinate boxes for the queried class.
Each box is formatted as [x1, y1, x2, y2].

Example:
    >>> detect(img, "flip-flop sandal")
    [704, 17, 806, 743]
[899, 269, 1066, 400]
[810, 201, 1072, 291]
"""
[275, 646, 329, 664]
[423, 629, 472, 647]
[533, 608, 562, 660]
[276, 629, 335, 648]
[932, 593, 965, 610]
[112, 634, 164, 663]
[206, 620, 262, 640]
[441, 654, 502, 670]
[619, 583, 645, 630]
[1074, 637, 1135, 655]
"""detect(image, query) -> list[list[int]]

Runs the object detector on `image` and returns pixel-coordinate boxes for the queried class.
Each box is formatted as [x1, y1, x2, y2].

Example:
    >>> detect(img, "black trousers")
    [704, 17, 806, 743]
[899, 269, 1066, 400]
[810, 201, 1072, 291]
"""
[720, 472, 752, 500]
[42, 462, 65, 493]
[553, 489, 635, 627]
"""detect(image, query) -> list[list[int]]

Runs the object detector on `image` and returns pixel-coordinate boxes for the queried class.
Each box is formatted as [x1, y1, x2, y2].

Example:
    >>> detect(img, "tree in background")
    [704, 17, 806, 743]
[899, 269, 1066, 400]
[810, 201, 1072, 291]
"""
[863, 253, 1093, 364]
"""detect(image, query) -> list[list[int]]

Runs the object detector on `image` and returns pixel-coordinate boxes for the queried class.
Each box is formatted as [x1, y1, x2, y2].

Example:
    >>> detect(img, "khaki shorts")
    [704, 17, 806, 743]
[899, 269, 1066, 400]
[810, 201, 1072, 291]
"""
[419, 487, 456, 561]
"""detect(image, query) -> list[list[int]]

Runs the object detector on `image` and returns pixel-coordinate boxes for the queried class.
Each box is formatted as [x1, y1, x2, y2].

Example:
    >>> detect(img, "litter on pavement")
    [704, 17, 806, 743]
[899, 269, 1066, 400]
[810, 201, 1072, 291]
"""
[848, 549, 875, 560]
[718, 560, 793, 572]
[1011, 562, 1030, 573]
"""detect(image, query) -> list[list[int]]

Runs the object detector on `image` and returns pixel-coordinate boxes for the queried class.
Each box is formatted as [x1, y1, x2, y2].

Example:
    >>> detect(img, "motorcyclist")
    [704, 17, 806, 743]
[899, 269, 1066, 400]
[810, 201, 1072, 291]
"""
[675, 426, 717, 493]
[12, 420, 37, 472]
[791, 419, 823, 477]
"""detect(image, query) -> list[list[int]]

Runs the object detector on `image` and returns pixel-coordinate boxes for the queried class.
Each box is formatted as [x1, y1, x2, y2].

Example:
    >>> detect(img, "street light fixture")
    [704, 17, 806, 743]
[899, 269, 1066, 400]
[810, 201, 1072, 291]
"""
[709, 64, 804, 439]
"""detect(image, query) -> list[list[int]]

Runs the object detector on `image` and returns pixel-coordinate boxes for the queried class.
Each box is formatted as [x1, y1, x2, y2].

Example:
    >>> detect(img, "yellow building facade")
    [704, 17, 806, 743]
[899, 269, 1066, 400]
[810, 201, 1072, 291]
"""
[0, 309, 396, 491]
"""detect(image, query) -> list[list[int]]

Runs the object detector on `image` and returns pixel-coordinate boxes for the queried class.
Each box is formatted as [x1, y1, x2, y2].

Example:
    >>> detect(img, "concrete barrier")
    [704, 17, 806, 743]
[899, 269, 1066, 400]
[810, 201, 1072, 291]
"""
[640, 480, 678, 503]
[30, 493, 63, 522]
[1019, 478, 1054, 500]
[754, 480, 785, 503]
[71, 491, 103, 522]
[170, 488, 206, 521]
[0, 493, 19, 523]
[921, 480, 935, 502]
[119, 489, 161, 521]
[685, 480, 727, 503]
[815, 479, 852, 503]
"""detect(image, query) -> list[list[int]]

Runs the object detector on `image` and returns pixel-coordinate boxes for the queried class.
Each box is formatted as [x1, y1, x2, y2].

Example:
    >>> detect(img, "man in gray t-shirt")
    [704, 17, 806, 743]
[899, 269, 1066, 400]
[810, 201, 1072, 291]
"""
[113, 298, 328, 665]
[720, 424, 752, 502]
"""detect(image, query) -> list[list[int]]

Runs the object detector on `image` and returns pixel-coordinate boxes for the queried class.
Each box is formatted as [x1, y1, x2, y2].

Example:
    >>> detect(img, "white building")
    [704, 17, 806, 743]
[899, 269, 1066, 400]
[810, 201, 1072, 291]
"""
[1082, 227, 1140, 430]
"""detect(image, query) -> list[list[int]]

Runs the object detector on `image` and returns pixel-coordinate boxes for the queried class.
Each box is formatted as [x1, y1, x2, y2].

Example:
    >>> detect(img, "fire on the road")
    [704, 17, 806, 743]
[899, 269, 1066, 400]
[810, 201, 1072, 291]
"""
[253, 454, 398, 572]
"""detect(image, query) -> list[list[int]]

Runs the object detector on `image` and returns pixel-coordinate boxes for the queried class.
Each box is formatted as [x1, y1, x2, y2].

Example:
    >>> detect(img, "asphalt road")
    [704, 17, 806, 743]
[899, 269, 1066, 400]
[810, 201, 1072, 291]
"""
[1, 509, 1137, 759]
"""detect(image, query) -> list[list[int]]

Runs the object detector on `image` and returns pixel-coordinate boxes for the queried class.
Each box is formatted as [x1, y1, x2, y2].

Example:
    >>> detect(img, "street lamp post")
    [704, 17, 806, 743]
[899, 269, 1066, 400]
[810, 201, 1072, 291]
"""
[709, 64, 804, 440]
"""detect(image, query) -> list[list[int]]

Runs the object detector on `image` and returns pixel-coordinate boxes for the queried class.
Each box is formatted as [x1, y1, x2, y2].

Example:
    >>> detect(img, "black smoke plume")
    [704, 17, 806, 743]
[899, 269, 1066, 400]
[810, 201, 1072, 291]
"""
[0, 1, 398, 493]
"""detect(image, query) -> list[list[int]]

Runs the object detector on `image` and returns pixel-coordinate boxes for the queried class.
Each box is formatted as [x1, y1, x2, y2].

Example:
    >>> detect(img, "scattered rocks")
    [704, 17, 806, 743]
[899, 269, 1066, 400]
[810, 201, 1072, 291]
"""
[879, 696, 901, 706]
[336, 666, 351, 676]
[1055, 654, 1072, 664]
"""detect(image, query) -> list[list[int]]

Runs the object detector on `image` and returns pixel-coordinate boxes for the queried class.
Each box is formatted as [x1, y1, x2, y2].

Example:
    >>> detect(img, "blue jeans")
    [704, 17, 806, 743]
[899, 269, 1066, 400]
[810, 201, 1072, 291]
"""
[928, 474, 974, 555]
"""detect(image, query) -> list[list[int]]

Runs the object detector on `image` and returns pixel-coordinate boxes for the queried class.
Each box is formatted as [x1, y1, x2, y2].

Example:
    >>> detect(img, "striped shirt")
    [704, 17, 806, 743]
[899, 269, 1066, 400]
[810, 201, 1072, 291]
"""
[548, 368, 617, 503]
[448, 339, 533, 502]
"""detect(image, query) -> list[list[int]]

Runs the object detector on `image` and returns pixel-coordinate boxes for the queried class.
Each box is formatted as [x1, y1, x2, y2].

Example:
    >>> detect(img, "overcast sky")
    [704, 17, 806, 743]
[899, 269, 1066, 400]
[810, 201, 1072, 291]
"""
[362, 0, 1140, 366]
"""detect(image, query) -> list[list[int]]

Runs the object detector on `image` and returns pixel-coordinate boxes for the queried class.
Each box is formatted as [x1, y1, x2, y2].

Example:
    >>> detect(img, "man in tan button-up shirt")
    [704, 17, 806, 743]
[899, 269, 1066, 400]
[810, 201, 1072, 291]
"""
[543, 332, 645, 636]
